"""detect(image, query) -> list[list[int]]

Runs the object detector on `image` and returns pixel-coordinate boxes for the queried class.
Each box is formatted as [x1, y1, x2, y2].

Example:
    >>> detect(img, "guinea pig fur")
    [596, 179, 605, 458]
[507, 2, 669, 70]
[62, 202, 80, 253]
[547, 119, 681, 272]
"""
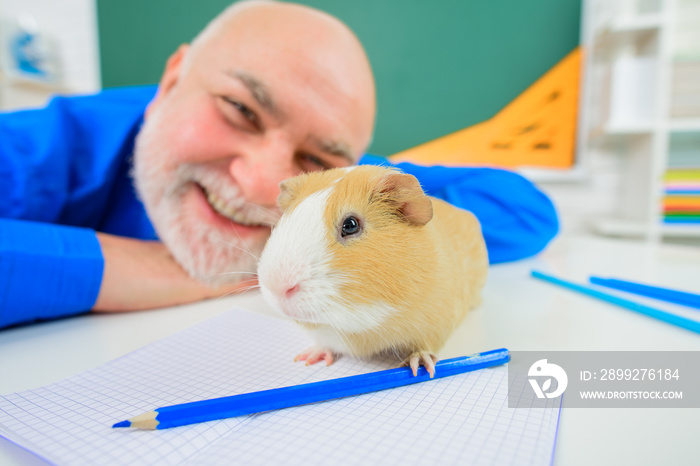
[257, 165, 488, 377]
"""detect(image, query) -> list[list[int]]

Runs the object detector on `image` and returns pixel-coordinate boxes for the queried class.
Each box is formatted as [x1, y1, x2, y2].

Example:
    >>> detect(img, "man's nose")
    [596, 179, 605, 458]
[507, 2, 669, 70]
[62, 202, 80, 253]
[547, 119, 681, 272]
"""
[228, 135, 298, 206]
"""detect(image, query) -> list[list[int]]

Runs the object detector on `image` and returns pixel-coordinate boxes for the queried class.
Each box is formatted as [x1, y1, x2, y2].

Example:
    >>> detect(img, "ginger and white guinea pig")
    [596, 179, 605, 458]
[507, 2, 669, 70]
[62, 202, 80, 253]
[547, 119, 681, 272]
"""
[257, 165, 488, 377]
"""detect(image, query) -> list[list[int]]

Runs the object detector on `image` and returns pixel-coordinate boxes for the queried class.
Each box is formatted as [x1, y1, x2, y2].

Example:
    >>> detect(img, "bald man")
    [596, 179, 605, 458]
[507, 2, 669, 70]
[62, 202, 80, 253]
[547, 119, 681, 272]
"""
[0, 1, 558, 329]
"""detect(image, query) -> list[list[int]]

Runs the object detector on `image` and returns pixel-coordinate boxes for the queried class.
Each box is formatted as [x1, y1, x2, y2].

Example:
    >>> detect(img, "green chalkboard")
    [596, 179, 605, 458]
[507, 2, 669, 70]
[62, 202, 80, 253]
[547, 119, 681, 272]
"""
[97, 0, 581, 156]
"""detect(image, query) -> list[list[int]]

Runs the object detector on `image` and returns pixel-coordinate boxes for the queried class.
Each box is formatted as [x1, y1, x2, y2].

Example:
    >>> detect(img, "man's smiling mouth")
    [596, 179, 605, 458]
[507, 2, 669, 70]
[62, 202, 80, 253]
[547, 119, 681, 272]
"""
[203, 188, 270, 227]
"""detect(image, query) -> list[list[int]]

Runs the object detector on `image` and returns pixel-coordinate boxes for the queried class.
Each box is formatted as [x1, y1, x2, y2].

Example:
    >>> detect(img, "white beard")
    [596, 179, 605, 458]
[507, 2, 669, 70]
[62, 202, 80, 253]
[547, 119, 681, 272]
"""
[132, 105, 273, 286]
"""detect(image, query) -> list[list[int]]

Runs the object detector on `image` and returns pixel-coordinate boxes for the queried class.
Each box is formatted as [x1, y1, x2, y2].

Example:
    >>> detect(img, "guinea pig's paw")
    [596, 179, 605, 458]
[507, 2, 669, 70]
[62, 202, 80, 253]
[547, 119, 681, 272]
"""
[294, 347, 336, 367]
[407, 351, 438, 378]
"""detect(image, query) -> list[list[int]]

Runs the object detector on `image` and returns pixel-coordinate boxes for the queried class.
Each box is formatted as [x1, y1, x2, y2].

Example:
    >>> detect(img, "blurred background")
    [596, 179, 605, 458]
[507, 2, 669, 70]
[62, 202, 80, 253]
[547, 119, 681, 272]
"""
[0, 0, 698, 244]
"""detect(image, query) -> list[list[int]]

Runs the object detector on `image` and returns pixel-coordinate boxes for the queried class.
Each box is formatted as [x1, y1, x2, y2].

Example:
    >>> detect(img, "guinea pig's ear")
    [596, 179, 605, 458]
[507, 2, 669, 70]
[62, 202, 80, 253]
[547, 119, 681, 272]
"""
[277, 178, 299, 212]
[377, 172, 433, 226]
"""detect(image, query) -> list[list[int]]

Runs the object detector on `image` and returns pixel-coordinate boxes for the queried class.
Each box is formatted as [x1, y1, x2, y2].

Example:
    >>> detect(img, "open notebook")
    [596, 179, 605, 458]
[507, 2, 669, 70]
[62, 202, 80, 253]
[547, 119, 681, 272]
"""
[0, 307, 561, 465]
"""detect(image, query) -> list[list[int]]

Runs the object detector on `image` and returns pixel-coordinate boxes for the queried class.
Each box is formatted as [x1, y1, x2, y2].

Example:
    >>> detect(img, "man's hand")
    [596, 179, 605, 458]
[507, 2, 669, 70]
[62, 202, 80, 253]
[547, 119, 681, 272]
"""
[92, 233, 257, 312]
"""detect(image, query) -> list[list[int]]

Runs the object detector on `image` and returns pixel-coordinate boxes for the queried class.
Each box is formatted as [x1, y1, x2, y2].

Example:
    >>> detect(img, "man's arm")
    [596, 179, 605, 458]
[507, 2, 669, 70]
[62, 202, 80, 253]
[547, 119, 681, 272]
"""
[0, 219, 255, 329]
[360, 155, 559, 263]
[94, 233, 256, 312]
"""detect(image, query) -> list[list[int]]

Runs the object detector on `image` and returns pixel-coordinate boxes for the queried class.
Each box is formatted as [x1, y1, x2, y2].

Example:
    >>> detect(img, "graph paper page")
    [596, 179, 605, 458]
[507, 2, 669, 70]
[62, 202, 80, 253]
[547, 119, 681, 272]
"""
[0, 307, 561, 465]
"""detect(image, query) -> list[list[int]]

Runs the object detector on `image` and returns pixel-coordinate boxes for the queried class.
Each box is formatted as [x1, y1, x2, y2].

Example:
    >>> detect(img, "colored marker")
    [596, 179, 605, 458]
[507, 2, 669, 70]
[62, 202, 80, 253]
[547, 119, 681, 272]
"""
[113, 348, 510, 430]
[531, 270, 700, 334]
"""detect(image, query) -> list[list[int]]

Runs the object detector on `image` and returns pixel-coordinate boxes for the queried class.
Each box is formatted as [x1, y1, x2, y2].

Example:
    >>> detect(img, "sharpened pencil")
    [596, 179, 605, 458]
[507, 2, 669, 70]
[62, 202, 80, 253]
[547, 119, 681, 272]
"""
[112, 348, 510, 430]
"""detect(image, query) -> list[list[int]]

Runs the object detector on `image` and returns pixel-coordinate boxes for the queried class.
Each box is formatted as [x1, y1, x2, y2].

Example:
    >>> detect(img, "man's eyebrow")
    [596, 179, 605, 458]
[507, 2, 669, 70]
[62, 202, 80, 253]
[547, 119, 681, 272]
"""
[227, 69, 282, 118]
[314, 138, 355, 164]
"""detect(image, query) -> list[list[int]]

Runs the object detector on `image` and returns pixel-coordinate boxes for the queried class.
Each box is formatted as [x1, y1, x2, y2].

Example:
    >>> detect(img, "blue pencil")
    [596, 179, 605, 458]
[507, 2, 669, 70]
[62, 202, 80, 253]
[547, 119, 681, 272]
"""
[589, 277, 700, 310]
[113, 348, 510, 430]
[531, 270, 700, 334]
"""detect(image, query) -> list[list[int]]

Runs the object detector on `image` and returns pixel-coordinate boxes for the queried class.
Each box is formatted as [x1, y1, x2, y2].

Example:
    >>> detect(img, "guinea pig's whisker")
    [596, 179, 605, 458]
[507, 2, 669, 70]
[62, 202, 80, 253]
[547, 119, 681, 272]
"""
[389, 345, 402, 362]
[220, 271, 259, 276]
[203, 271, 259, 288]
[220, 212, 265, 261]
[204, 271, 259, 279]
[241, 200, 281, 220]
[373, 324, 394, 354]
[214, 284, 261, 302]
[235, 284, 262, 294]
[325, 312, 358, 358]
[215, 237, 261, 262]
[335, 299, 363, 334]
[362, 314, 399, 361]
[254, 204, 281, 219]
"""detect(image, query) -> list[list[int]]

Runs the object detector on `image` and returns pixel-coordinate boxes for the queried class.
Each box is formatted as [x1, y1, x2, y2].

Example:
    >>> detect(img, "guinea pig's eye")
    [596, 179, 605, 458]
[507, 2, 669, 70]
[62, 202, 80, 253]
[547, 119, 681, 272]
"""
[341, 216, 361, 237]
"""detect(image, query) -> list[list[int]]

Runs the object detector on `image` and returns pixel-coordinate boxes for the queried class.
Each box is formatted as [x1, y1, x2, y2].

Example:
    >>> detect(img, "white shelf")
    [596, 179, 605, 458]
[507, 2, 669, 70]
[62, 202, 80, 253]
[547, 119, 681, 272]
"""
[593, 218, 700, 239]
[662, 223, 700, 237]
[518, 166, 588, 183]
[0, 70, 68, 111]
[588, 122, 654, 140]
[594, 14, 662, 47]
[609, 13, 663, 33]
[603, 122, 655, 135]
[581, 0, 700, 242]
[592, 218, 650, 237]
[668, 119, 700, 132]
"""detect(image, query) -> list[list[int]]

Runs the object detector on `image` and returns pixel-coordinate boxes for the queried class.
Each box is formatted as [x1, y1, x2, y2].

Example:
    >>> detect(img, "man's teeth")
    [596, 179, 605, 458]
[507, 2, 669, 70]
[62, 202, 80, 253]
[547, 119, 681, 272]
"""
[205, 191, 264, 227]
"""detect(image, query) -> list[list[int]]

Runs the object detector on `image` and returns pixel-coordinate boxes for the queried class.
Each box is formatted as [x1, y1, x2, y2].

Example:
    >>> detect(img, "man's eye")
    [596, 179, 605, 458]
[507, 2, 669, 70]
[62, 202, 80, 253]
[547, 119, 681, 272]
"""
[222, 98, 259, 127]
[299, 154, 329, 172]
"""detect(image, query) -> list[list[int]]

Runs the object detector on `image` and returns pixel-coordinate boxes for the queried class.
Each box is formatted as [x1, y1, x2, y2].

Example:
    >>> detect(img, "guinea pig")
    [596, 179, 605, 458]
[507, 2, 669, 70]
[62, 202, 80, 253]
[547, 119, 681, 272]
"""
[257, 165, 488, 377]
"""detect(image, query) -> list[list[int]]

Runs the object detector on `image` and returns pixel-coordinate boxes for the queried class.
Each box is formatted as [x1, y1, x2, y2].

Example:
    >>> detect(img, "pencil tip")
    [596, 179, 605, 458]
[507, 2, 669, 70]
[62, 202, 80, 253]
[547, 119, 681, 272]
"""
[112, 420, 131, 428]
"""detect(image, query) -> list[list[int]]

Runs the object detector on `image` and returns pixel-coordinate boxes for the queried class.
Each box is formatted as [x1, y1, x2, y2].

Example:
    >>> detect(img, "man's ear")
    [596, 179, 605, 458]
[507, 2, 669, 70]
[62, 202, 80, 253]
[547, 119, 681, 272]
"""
[376, 171, 433, 226]
[145, 44, 190, 119]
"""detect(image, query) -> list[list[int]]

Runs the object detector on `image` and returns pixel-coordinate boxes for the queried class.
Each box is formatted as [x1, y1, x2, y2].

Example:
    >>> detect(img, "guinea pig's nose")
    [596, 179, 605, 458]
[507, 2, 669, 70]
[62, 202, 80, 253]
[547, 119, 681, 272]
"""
[285, 283, 301, 299]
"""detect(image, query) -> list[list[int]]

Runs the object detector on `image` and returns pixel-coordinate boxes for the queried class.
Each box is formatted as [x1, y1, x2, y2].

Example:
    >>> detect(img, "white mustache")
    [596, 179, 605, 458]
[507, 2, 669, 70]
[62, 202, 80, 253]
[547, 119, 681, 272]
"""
[175, 163, 281, 227]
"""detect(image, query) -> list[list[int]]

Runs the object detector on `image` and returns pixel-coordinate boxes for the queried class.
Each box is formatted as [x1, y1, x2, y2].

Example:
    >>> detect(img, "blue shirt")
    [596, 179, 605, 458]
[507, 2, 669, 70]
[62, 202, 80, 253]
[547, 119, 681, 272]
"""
[0, 86, 558, 329]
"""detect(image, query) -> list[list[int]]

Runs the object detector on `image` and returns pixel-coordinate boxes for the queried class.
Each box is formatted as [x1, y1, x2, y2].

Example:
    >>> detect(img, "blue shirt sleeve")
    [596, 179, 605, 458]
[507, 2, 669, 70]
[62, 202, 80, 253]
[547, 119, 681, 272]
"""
[0, 219, 103, 328]
[0, 86, 155, 330]
[359, 155, 559, 264]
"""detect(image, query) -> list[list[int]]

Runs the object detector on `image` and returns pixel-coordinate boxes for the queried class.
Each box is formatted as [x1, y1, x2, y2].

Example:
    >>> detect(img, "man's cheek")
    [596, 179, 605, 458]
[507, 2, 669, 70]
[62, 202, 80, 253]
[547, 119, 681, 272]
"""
[174, 111, 236, 165]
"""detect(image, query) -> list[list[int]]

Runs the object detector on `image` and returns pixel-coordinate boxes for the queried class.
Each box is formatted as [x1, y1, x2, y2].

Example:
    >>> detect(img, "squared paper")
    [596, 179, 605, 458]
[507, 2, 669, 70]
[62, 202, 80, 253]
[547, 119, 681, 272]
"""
[0, 307, 561, 465]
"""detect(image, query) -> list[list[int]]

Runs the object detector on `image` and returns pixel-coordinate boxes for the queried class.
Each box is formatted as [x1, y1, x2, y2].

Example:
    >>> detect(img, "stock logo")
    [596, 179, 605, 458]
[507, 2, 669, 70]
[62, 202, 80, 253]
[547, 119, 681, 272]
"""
[528, 359, 568, 399]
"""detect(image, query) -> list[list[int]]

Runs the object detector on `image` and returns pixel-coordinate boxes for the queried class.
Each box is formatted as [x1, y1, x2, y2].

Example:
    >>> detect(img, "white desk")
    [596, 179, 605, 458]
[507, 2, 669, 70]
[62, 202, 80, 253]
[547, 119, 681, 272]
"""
[1, 234, 699, 466]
